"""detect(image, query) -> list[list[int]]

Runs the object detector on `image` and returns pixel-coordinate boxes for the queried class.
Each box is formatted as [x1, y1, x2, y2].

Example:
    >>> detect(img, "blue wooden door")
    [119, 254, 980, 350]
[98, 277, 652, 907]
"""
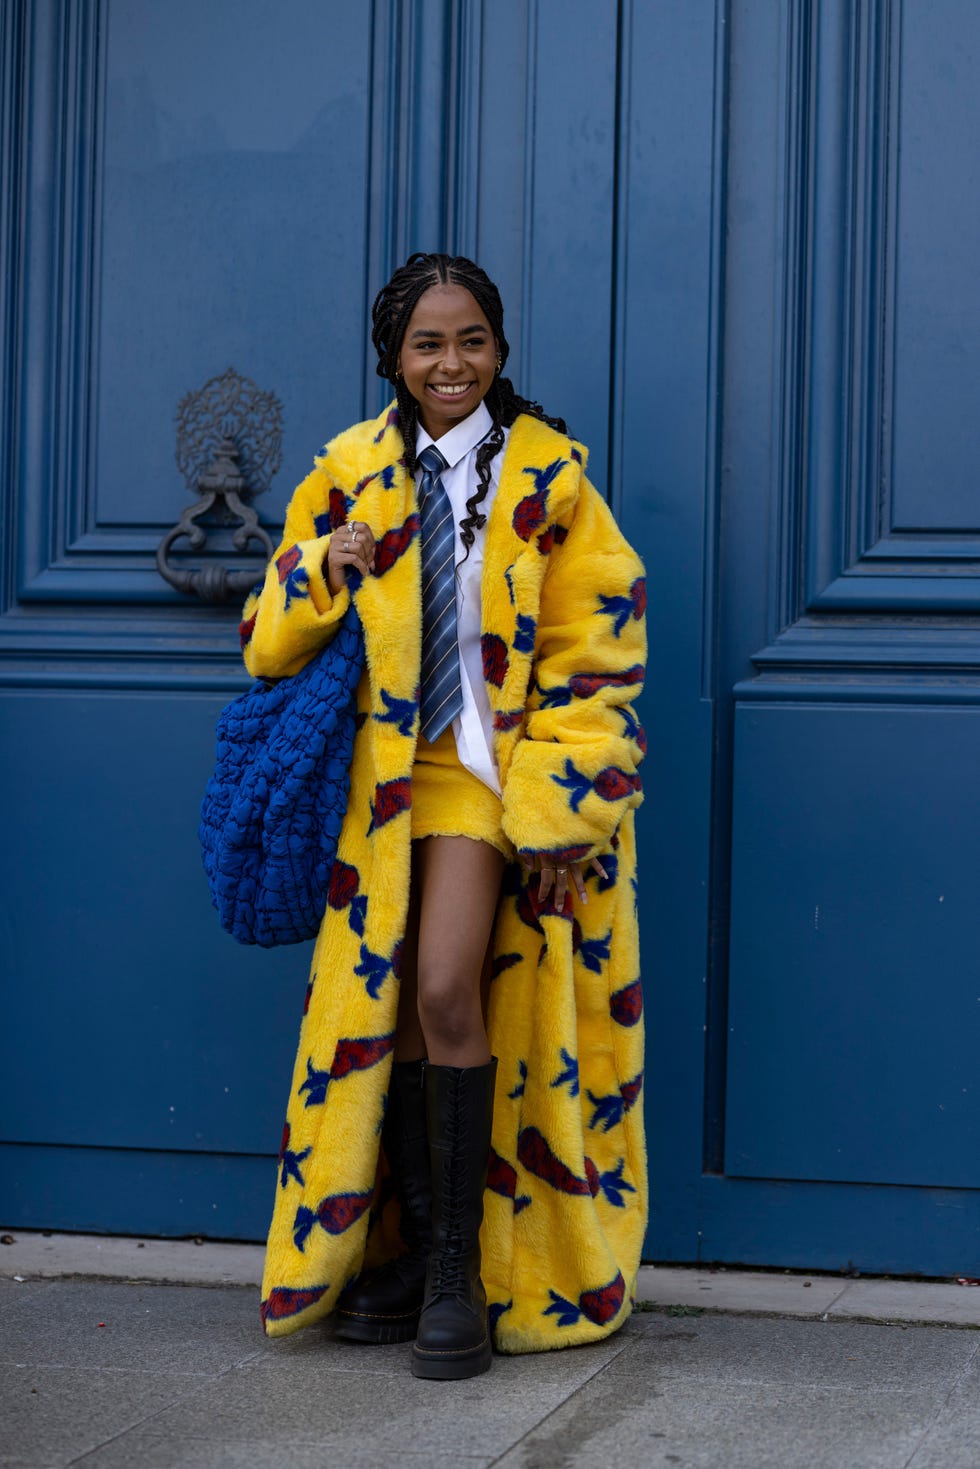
[628, 0, 980, 1274]
[3, 0, 978, 1273]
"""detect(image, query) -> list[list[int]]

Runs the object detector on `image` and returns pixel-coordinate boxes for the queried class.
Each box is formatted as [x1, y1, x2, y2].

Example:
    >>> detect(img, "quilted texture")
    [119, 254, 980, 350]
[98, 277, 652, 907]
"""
[200, 599, 365, 947]
[240, 403, 648, 1353]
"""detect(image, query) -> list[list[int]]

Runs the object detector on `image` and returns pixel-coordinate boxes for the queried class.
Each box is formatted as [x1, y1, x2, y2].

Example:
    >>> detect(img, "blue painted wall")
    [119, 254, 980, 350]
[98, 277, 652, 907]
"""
[2, 0, 978, 1275]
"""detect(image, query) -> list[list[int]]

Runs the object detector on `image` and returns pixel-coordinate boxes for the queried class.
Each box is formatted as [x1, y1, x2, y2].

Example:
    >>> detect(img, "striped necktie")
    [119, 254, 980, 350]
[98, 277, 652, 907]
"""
[417, 444, 464, 743]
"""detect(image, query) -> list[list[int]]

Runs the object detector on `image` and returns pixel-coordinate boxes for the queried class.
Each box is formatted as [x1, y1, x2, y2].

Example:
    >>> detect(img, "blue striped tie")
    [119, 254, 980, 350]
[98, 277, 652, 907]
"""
[417, 444, 464, 743]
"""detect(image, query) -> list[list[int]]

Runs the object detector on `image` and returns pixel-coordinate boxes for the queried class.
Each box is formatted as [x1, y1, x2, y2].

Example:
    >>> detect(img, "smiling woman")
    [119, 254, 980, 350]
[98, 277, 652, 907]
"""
[238, 252, 648, 1380]
[397, 285, 499, 437]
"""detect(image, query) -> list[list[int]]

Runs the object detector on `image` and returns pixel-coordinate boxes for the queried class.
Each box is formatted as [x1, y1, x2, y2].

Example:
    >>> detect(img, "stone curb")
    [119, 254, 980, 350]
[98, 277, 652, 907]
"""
[3, 1230, 979, 1328]
[635, 1265, 980, 1329]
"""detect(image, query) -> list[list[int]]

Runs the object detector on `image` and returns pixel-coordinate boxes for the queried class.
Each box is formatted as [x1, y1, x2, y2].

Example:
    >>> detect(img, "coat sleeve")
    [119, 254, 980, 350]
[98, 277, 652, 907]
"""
[500, 478, 647, 864]
[238, 464, 352, 679]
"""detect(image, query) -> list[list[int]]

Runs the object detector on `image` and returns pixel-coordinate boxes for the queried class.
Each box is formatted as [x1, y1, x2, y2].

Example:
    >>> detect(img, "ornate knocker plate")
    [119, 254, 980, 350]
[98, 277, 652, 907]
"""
[157, 367, 282, 604]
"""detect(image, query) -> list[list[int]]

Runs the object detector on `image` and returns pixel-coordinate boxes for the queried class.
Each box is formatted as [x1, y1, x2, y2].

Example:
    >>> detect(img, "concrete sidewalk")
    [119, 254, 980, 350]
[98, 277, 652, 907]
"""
[2, 1232, 979, 1467]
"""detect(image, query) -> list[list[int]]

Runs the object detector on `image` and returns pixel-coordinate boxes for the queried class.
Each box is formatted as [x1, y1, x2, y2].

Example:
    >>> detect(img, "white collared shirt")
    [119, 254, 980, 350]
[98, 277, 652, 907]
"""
[416, 401, 509, 795]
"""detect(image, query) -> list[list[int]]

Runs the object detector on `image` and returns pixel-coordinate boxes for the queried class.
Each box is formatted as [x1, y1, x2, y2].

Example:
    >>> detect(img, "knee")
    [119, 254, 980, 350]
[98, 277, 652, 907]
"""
[417, 968, 481, 1047]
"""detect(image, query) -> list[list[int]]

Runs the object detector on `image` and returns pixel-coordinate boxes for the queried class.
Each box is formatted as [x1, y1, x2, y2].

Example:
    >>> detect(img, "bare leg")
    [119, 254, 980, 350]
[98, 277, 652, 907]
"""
[414, 835, 505, 1067]
[393, 844, 425, 1061]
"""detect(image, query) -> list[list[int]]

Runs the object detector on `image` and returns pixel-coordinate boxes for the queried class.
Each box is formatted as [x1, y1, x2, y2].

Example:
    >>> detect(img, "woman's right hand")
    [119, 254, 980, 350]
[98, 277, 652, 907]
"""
[325, 520, 376, 596]
[522, 852, 608, 911]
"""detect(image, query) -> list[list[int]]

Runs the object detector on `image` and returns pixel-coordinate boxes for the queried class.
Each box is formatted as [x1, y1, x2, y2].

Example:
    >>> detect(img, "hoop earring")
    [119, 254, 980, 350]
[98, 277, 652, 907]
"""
[495, 354, 502, 375]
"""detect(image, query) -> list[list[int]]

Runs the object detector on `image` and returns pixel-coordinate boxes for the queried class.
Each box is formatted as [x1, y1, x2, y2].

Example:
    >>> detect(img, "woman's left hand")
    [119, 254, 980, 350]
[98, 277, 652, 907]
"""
[522, 853, 607, 911]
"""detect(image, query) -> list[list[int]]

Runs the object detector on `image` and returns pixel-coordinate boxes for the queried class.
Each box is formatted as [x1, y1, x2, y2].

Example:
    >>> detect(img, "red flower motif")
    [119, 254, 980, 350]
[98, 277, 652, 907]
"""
[620, 1072, 643, 1112]
[260, 1285, 329, 1325]
[374, 514, 420, 577]
[513, 487, 549, 540]
[276, 545, 302, 583]
[631, 576, 647, 619]
[373, 405, 399, 443]
[330, 1032, 395, 1080]
[537, 522, 567, 554]
[329, 486, 348, 529]
[593, 767, 642, 802]
[312, 1191, 373, 1234]
[517, 1126, 590, 1197]
[580, 1272, 625, 1326]
[568, 665, 644, 698]
[238, 611, 257, 649]
[328, 860, 360, 909]
[493, 708, 524, 731]
[488, 1147, 519, 1200]
[369, 777, 412, 831]
[610, 979, 643, 1027]
[481, 632, 509, 688]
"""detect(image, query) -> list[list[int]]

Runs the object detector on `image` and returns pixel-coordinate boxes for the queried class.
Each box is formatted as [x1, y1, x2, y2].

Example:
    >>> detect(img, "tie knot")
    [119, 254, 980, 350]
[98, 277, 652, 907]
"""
[418, 444, 448, 477]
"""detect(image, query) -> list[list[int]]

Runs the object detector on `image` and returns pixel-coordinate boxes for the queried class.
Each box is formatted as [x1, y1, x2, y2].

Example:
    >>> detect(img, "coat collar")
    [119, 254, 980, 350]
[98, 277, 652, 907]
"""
[318, 400, 586, 538]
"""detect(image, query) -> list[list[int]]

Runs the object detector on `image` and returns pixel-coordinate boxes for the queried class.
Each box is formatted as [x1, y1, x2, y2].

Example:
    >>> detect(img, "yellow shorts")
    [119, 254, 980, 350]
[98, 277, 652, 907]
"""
[411, 725, 513, 859]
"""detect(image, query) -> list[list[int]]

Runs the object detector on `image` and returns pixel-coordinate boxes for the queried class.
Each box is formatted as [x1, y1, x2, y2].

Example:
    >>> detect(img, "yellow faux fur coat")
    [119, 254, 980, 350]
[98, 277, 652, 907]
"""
[240, 402, 648, 1353]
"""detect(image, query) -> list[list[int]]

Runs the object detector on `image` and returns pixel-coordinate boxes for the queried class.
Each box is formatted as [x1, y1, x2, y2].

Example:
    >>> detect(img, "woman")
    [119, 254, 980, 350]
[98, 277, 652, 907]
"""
[241, 253, 647, 1379]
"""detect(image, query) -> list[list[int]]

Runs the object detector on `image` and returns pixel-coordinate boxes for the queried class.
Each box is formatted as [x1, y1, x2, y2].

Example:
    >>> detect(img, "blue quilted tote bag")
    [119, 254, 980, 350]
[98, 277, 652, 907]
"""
[199, 599, 366, 947]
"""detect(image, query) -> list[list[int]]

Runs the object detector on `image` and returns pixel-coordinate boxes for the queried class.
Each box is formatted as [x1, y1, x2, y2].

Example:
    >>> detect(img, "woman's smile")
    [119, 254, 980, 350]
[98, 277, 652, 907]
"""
[427, 380, 476, 400]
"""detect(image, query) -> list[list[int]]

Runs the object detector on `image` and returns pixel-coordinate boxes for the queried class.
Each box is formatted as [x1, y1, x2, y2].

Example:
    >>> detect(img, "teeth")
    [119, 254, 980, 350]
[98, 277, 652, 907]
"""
[431, 384, 471, 396]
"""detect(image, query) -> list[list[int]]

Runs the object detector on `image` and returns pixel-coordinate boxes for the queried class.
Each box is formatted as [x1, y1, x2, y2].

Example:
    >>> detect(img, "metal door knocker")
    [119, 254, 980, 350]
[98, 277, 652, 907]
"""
[156, 367, 282, 604]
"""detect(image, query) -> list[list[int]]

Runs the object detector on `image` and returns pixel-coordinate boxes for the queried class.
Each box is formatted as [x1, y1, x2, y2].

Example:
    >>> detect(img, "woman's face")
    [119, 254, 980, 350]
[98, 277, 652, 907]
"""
[397, 283, 498, 439]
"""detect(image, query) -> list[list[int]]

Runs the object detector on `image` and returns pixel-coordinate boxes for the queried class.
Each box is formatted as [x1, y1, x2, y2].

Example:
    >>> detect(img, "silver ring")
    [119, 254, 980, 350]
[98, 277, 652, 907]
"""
[557, 867, 568, 876]
[344, 540, 350, 550]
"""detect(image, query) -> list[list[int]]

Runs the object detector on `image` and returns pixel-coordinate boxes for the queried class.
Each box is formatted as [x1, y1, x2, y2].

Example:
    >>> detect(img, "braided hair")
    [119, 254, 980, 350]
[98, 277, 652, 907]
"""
[371, 252, 569, 565]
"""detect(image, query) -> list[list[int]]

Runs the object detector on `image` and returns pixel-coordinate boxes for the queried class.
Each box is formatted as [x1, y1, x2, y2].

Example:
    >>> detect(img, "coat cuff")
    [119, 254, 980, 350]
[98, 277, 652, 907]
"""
[240, 534, 352, 679]
[500, 736, 643, 864]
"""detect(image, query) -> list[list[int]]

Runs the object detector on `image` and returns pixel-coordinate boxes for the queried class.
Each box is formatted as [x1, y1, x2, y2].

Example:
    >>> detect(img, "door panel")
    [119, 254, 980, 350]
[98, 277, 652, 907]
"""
[97, 1, 372, 532]
[0, 690, 299, 1154]
[726, 702, 980, 1189]
[891, 4, 980, 530]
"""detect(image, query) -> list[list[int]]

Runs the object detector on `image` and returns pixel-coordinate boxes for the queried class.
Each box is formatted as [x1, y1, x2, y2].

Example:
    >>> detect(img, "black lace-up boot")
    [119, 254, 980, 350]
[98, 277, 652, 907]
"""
[411, 1057, 497, 1380]
[335, 1058, 432, 1343]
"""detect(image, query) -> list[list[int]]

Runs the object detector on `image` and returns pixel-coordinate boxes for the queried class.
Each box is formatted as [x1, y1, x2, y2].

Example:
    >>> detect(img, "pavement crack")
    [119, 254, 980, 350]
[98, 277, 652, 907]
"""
[485, 1334, 646, 1468]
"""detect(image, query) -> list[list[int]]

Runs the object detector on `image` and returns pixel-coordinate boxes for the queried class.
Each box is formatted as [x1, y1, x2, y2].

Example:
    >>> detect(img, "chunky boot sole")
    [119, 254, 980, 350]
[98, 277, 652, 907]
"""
[410, 1331, 493, 1380]
[334, 1307, 422, 1345]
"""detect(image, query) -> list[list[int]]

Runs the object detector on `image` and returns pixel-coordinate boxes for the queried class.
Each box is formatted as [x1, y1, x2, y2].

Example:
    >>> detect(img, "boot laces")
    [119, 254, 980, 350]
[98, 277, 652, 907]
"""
[431, 1091, 472, 1297]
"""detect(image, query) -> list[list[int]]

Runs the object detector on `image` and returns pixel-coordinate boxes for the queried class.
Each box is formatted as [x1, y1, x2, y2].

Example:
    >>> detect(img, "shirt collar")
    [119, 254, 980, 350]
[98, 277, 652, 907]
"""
[415, 399, 493, 470]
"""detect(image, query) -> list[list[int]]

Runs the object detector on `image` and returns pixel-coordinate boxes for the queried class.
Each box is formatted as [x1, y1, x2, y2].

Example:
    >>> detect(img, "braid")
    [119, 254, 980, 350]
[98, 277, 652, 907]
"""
[394, 377, 421, 477]
[370, 252, 571, 563]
